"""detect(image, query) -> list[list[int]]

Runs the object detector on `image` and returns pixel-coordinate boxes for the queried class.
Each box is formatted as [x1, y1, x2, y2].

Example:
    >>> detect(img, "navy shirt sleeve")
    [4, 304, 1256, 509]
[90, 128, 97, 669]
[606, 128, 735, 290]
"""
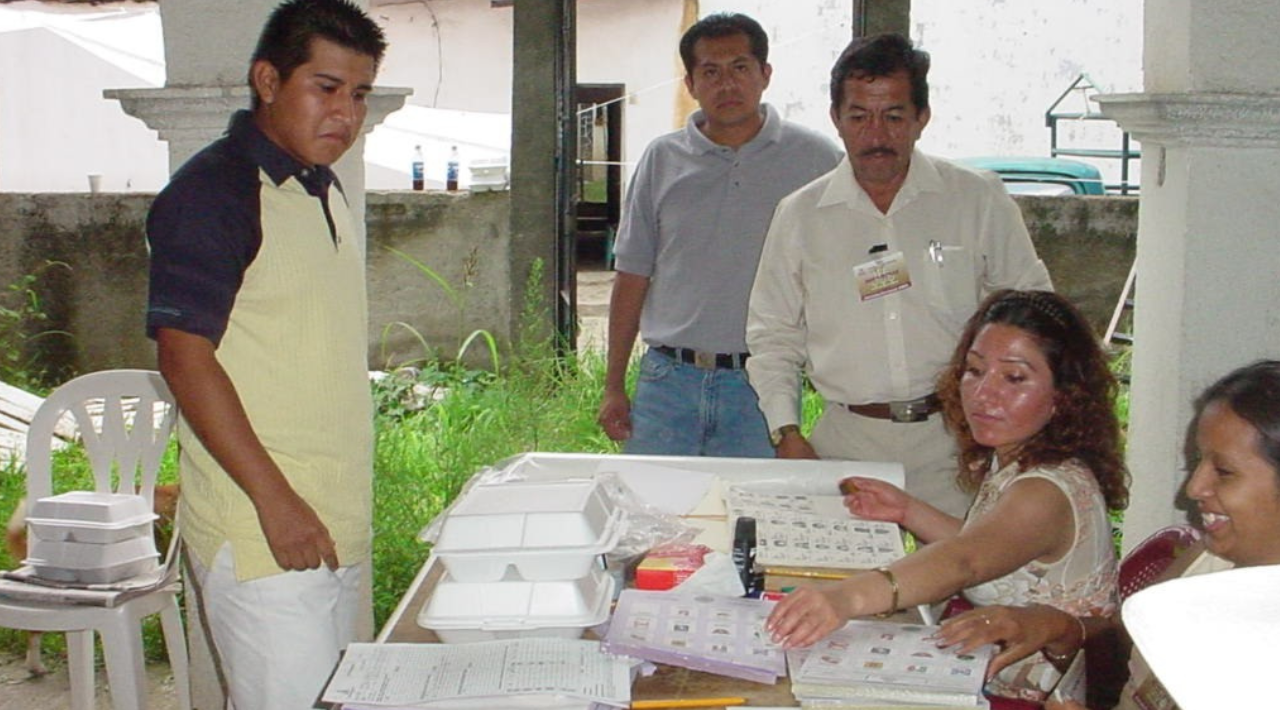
[145, 136, 262, 346]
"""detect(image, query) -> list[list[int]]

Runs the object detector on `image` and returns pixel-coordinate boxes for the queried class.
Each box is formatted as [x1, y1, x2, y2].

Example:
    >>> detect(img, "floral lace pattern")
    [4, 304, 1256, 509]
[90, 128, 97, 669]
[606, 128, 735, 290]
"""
[961, 459, 1119, 702]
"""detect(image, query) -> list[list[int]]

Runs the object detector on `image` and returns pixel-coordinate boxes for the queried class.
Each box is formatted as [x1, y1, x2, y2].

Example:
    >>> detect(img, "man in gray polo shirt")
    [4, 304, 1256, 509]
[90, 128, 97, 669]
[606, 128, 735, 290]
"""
[597, 12, 842, 457]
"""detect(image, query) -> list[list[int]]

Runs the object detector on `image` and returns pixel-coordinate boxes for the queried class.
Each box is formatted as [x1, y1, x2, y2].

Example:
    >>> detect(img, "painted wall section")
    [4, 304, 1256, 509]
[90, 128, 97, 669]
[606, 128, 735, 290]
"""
[2, 0, 1143, 193]
[0, 1, 169, 192]
[912, 0, 1144, 188]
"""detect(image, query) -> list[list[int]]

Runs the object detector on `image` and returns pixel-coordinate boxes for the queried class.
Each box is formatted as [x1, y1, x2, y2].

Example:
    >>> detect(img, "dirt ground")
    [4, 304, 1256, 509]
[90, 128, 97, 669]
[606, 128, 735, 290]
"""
[0, 651, 180, 710]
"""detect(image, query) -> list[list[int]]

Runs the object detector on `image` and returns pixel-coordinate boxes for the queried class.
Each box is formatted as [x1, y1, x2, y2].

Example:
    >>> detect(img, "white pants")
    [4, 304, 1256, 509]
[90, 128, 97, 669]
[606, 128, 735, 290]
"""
[810, 405, 973, 519]
[189, 543, 362, 710]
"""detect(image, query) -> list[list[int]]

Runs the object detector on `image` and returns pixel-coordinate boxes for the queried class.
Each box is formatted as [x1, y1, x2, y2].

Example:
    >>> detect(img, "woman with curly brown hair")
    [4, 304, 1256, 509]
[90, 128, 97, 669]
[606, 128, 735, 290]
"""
[767, 290, 1129, 704]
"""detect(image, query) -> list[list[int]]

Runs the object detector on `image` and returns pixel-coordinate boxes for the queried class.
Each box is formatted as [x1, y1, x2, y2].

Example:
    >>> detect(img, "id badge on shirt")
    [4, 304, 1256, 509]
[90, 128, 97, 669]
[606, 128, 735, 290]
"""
[853, 251, 912, 302]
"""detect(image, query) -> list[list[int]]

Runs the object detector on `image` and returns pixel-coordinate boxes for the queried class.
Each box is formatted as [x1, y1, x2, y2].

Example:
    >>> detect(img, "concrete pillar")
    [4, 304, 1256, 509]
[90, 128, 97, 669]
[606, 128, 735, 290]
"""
[857, 0, 910, 36]
[105, 1, 407, 706]
[1096, 0, 1280, 552]
[510, 0, 576, 348]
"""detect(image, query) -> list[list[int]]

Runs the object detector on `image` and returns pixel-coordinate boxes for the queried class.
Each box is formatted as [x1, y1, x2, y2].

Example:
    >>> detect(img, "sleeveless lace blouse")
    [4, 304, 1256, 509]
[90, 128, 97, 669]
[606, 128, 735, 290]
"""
[961, 459, 1119, 702]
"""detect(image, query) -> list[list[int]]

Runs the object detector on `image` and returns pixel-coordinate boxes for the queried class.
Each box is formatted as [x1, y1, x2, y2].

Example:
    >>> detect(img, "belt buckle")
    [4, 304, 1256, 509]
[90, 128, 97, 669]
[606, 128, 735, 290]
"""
[889, 399, 929, 423]
[693, 350, 716, 369]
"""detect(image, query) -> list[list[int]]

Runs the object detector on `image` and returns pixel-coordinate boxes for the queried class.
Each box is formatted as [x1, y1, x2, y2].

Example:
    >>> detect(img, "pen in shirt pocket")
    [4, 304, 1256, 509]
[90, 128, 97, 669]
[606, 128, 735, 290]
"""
[927, 240, 963, 266]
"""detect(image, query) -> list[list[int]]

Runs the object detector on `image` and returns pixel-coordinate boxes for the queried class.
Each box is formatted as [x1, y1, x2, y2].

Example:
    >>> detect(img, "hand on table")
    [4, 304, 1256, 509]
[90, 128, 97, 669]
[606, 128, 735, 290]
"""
[774, 431, 818, 459]
[936, 604, 1075, 678]
[764, 584, 850, 648]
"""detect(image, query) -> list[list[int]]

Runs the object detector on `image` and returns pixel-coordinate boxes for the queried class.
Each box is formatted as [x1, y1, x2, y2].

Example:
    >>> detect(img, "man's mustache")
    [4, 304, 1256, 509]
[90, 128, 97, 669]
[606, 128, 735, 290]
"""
[858, 147, 897, 158]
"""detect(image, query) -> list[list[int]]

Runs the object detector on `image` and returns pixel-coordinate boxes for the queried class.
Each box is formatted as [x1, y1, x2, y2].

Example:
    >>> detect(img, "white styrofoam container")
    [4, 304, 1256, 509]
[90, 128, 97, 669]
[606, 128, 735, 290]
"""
[468, 158, 508, 192]
[27, 491, 158, 544]
[417, 566, 613, 643]
[433, 479, 624, 582]
[29, 491, 153, 525]
[27, 516, 157, 544]
[26, 535, 160, 584]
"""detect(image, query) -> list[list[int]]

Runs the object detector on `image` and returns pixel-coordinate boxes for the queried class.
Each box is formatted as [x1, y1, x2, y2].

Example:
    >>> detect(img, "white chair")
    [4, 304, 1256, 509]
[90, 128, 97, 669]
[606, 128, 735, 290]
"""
[0, 369, 190, 710]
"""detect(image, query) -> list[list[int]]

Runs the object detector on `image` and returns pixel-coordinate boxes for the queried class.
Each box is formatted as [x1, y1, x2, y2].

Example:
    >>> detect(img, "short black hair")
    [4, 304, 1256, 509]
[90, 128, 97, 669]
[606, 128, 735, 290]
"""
[829, 33, 930, 113]
[248, 0, 387, 109]
[1191, 360, 1280, 481]
[678, 12, 769, 75]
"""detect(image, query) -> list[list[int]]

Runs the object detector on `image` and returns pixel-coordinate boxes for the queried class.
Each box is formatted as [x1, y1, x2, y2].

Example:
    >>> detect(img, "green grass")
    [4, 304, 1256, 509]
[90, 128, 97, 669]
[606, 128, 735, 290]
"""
[0, 347, 623, 666]
[0, 342, 1136, 668]
[370, 351, 619, 623]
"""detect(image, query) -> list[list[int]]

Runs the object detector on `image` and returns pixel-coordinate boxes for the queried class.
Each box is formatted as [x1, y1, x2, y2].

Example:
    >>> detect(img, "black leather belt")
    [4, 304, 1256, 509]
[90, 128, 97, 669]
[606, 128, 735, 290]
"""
[843, 394, 941, 423]
[653, 345, 750, 370]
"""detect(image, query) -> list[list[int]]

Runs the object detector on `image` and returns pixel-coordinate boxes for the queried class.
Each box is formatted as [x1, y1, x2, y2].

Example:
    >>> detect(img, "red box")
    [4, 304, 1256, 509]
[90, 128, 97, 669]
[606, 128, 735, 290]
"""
[634, 543, 711, 590]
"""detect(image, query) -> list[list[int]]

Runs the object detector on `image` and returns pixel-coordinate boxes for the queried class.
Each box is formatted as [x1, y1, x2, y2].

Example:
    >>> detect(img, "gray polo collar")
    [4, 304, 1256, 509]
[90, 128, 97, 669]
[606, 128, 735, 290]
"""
[683, 103, 782, 155]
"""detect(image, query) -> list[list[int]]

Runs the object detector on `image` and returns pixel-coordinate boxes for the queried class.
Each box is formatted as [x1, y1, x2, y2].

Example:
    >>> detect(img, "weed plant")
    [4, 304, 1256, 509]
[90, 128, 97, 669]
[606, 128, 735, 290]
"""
[370, 261, 620, 624]
[0, 262, 71, 391]
[0, 260, 1137, 670]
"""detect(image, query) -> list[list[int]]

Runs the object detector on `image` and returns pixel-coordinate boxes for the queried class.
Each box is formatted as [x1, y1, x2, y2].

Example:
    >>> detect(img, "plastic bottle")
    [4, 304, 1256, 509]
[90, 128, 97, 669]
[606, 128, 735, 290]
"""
[411, 145, 424, 191]
[446, 145, 460, 192]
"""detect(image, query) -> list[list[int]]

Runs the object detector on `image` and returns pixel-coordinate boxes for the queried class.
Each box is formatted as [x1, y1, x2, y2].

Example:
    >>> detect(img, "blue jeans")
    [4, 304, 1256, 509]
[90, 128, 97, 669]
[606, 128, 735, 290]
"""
[624, 348, 774, 458]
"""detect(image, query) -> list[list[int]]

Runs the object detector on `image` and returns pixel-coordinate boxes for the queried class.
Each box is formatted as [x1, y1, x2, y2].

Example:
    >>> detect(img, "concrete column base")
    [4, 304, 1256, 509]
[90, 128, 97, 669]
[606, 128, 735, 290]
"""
[1098, 91, 1280, 551]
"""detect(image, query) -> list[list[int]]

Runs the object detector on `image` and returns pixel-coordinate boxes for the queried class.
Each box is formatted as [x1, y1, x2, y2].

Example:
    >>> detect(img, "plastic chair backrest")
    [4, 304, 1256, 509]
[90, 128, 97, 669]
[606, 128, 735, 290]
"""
[1119, 524, 1201, 601]
[24, 369, 176, 513]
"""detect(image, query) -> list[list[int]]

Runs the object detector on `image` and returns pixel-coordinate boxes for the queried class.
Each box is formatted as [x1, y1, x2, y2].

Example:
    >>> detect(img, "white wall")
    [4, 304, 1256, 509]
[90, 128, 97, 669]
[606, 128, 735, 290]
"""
[576, 0, 683, 174]
[699, 0, 853, 134]
[912, 0, 1144, 186]
[367, 0, 686, 190]
[0, 0, 1144, 193]
[0, 2, 169, 192]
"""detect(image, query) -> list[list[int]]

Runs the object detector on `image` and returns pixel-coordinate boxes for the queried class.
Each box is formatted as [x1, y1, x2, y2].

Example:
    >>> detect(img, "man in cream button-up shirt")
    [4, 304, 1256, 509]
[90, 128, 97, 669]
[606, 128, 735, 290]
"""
[747, 33, 1051, 517]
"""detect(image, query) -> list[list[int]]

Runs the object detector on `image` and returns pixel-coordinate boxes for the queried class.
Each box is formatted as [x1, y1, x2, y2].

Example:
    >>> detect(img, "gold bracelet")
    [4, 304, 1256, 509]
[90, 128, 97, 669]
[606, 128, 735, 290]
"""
[1043, 614, 1087, 663]
[873, 567, 899, 618]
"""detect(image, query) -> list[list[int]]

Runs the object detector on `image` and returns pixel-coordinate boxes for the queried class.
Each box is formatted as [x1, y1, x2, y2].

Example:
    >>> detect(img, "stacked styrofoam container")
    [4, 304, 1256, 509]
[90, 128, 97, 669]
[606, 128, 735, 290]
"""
[468, 158, 509, 192]
[418, 479, 624, 642]
[24, 491, 159, 584]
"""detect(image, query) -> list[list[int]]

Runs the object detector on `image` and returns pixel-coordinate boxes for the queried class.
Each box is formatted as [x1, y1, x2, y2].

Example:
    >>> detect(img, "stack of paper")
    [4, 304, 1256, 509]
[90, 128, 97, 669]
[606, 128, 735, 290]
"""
[601, 589, 786, 684]
[322, 639, 632, 709]
[787, 620, 994, 709]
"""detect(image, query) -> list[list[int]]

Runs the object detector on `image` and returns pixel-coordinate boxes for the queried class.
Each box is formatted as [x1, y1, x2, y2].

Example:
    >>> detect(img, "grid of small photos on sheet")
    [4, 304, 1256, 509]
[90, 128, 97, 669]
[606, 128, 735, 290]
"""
[603, 590, 786, 684]
[788, 620, 994, 706]
[725, 488, 906, 569]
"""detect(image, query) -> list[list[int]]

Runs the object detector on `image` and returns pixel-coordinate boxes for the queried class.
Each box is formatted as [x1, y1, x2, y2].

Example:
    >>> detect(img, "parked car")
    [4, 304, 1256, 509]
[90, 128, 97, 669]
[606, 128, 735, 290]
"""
[957, 156, 1106, 196]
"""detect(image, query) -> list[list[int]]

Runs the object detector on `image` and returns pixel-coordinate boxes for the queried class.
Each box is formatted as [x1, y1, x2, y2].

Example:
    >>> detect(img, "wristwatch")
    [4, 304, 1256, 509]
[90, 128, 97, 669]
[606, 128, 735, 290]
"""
[769, 424, 800, 447]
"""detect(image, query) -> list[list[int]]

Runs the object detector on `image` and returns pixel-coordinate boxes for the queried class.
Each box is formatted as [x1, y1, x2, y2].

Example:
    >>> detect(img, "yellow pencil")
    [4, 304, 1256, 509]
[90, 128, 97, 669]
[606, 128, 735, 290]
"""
[631, 697, 747, 709]
[761, 566, 851, 580]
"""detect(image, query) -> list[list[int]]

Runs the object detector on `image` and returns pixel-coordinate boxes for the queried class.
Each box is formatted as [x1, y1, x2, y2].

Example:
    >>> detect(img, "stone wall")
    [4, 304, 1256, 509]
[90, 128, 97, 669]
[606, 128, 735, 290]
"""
[1019, 194, 1139, 336]
[0, 191, 514, 381]
[0, 191, 1135, 381]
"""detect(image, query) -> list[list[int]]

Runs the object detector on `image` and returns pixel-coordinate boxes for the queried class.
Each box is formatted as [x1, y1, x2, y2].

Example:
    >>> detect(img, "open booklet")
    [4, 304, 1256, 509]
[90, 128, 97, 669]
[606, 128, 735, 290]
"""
[601, 589, 786, 684]
[321, 639, 632, 709]
[788, 620, 995, 708]
[725, 488, 906, 571]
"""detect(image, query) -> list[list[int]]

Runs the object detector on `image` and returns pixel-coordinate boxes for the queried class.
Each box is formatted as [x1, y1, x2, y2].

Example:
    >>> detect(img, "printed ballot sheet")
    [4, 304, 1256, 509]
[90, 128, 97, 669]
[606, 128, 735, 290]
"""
[602, 589, 786, 684]
[725, 488, 906, 569]
[322, 639, 631, 707]
[788, 620, 994, 706]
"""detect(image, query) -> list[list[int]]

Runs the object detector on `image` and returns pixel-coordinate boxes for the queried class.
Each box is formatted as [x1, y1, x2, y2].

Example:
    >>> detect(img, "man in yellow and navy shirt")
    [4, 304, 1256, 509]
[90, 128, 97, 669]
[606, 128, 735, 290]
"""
[145, 2, 384, 708]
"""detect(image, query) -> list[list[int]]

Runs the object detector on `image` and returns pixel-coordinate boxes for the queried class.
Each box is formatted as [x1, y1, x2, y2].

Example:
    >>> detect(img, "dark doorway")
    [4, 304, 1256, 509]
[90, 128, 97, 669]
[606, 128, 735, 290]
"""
[574, 84, 624, 268]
